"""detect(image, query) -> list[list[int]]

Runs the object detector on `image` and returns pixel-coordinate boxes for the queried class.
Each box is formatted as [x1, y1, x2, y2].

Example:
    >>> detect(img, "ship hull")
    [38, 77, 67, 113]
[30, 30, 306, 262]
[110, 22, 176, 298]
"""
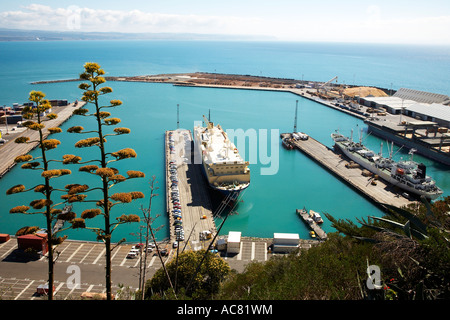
[198, 157, 248, 203]
[332, 135, 442, 200]
[193, 120, 250, 205]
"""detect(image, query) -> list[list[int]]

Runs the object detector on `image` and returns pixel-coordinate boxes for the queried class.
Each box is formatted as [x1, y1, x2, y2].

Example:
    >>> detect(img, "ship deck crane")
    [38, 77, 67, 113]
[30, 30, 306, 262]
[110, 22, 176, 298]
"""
[203, 115, 214, 129]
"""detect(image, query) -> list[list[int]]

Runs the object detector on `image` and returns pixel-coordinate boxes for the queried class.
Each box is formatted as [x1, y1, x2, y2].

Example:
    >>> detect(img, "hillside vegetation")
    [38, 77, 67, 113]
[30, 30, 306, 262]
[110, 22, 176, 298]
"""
[217, 197, 449, 300]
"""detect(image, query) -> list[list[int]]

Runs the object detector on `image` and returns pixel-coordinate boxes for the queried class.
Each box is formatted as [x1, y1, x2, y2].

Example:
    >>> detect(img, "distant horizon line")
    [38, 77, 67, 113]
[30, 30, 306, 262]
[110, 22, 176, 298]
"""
[0, 27, 449, 47]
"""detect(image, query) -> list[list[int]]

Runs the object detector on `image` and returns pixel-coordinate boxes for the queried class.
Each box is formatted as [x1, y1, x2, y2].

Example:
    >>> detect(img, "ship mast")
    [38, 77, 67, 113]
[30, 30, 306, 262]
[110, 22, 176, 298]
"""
[293, 100, 298, 133]
[389, 141, 394, 159]
[177, 104, 180, 129]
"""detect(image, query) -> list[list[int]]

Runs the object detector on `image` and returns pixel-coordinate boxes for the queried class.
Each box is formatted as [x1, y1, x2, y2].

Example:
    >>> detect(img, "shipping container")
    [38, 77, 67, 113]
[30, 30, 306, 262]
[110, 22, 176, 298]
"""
[0, 234, 10, 243]
[36, 284, 55, 295]
[17, 233, 48, 254]
[227, 231, 241, 254]
[272, 233, 300, 253]
[5, 115, 23, 124]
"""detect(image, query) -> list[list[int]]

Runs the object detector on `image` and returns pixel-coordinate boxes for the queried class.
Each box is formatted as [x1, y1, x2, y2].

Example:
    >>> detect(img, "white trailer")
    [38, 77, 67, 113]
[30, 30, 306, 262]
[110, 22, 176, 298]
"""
[272, 233, 300, 253]
[227, 231, 241, 254]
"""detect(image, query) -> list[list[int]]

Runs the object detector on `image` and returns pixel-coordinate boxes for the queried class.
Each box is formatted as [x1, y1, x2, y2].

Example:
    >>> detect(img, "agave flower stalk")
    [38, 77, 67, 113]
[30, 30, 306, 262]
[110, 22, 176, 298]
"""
[6, 90, 77, 300]
[66, 62, 145, 300]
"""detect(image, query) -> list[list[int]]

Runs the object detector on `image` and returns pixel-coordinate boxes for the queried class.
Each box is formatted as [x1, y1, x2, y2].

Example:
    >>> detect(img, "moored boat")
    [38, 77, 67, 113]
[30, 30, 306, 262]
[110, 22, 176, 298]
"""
[282, 137, 294, 149]
[193, 115, 250, 201]
[331, 130, 443, 200]
[309, 210, 323, 224]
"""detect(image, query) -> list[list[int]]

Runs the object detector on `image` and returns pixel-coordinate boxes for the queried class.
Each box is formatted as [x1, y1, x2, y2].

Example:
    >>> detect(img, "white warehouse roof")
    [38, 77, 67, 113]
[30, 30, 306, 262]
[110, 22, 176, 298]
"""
[363, 96, 419, 111]
[407, 103, 450, 123]
[273, 233, 300, 240]
[228, 231, 241, 243]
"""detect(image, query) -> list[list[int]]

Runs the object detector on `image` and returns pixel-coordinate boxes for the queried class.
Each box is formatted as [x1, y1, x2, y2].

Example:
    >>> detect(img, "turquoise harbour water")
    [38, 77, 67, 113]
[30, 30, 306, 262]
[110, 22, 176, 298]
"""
[0, 41, 449, 242]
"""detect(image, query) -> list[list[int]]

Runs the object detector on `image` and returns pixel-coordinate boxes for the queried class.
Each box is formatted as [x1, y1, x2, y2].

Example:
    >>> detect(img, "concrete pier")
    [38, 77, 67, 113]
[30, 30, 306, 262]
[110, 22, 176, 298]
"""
[165, 129, 216, 250]
[281, 133, 414, 208]
[296, 209, 327, 240]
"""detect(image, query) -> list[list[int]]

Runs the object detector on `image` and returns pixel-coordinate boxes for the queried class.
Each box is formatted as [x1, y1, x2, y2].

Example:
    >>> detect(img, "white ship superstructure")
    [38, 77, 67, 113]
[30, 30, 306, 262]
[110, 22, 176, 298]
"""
[331, 131, 443, 200]
[193, 116, 250, 198]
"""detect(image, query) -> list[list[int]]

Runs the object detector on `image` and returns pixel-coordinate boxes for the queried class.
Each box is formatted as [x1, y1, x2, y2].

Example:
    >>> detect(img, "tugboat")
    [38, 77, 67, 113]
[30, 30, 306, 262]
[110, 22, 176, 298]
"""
[282, 137, 294, 149]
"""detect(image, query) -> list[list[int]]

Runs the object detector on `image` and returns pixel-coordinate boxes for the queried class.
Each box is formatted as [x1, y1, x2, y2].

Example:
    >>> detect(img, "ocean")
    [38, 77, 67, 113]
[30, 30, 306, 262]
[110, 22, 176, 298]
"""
[0, 40, 449, 242]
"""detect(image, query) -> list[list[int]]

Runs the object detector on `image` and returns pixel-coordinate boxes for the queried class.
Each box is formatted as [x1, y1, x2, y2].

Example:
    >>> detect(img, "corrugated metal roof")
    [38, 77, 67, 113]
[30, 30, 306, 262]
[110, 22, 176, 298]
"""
[407, 103, 450, 122]
[363, 96, 418, 110]
[394, 88, 449, 104]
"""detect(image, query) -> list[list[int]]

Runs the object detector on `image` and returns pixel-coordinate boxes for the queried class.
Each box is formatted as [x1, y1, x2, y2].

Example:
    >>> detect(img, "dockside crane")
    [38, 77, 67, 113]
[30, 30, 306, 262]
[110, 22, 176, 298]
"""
[318, 76, 338, 98]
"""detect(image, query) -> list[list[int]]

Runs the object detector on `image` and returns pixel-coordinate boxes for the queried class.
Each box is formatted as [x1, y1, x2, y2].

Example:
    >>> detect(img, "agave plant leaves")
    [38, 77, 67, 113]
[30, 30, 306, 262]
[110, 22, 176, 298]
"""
[370, 216, 404, 229]
[404, 220, 412, 239]
[369, 216, 428, 240]
[352, 236, 381, 243]
[382, 203, 428, 234]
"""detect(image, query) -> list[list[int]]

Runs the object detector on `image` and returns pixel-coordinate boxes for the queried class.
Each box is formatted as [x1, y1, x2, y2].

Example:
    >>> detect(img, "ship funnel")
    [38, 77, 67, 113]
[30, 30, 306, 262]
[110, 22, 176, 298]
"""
[416, 163, 426, 179]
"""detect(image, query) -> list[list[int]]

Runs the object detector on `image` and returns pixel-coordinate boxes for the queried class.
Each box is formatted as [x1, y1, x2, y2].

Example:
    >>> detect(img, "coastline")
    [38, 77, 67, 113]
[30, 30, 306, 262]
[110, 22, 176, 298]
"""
[0, 101, 86, 179]
[32, 72, 372, 120]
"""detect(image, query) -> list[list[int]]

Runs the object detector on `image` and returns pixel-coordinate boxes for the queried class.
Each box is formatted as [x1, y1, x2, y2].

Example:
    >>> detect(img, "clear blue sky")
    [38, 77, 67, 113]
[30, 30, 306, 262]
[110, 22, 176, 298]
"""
[1, 0, 450, 44]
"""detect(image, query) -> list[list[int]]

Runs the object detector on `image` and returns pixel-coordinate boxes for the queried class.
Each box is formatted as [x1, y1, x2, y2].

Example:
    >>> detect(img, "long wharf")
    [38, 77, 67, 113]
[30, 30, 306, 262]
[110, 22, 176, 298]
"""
[281, 133, 414, 209]
[165, 129, 216, 250]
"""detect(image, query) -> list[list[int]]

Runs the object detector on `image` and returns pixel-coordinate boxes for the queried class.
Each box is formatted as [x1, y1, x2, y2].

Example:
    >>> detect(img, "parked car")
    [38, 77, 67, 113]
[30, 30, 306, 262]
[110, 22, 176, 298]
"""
[129, 248, 140, 255]
[127, 252, 138, 259]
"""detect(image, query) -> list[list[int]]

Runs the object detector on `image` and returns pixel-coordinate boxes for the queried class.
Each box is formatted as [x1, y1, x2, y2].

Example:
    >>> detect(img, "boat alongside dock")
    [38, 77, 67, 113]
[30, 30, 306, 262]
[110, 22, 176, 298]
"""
[282, 132, 415, 208]
[296, 208, 327, 240]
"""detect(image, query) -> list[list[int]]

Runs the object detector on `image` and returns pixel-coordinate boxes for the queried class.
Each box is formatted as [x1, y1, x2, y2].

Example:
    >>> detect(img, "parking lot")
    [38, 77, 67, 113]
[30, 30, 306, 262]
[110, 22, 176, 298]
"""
[0, 233, 318, 299]
[0, 237, 171, 300]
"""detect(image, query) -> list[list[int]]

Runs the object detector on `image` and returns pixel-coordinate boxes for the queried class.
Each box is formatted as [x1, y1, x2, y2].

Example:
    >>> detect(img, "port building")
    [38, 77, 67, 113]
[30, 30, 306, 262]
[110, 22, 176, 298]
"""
[272, 233, 300, 253]
[359, 88, 450, 126]
[393, 88, 450, 105]
[404, 103, 450, 128]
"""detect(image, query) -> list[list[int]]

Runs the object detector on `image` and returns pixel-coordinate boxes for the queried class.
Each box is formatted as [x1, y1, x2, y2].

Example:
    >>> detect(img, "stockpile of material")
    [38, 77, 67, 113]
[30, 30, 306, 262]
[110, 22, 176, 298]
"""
[344, 87, 388, 98]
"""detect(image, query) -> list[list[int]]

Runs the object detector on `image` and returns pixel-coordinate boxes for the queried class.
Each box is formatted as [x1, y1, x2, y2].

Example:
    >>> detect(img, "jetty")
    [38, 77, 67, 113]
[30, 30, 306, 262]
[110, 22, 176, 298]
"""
[165, 129, 216, 249]
[282, 133, 414, 208]
[296, 209, 327, 240]
[0, 101, 86, 179]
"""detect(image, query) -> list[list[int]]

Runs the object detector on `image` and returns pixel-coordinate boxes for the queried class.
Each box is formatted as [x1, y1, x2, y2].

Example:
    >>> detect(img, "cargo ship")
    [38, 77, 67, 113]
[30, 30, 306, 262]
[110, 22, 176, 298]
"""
[193, 116, 250, 201]
[331, 130, 443, 200]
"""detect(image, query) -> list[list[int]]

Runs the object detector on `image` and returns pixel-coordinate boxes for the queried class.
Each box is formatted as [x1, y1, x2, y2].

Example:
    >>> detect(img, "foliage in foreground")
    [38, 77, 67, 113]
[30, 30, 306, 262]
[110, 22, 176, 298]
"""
[217, 197, 449, 300]
[145, 250, 230, 300]
[218, 234, 376, 300]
